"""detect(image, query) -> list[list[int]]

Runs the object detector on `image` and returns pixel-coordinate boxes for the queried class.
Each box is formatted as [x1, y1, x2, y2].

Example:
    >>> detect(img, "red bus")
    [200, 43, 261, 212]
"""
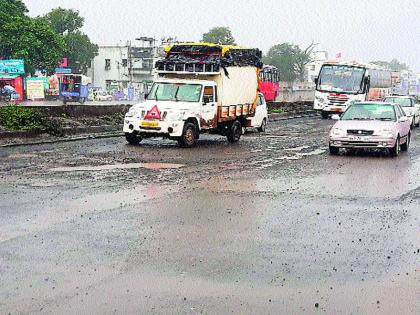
[259, 65, 280, 101]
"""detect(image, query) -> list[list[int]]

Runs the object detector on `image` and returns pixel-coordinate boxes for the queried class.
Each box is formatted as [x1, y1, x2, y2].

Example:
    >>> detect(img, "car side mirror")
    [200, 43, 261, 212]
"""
[331, 114, 340, 120]
[399, 116, 408, 122]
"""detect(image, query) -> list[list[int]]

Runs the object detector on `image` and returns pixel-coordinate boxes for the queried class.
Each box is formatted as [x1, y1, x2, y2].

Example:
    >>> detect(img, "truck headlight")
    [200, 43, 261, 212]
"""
[170, 111, 185, 120]
[125, 108, 138, 118]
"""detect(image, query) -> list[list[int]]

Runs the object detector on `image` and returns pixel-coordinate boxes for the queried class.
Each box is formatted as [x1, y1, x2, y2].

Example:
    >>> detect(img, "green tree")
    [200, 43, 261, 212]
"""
[0, 17, 65, 73]
[43, 7, 84, 35]
[263, 42, 316, 82]
[0, 0, 27, 20]
[202, 27, 236, 45]
[64, 31, 99, 74]
[370, 59, 409, 71]
[42, 8, 98, 74]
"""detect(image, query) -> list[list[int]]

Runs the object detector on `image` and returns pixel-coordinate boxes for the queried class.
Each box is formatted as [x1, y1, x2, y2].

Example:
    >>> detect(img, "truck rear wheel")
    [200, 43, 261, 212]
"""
[178, 122, 197, 148]
[227, 121, 242, 143]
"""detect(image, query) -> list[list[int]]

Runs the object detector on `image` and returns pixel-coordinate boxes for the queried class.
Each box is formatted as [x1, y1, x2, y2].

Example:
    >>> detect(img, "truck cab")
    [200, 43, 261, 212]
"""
[124, 79, 223, 147]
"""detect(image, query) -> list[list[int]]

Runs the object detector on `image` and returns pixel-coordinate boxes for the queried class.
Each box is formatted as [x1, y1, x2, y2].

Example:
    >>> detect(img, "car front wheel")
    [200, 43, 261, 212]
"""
[329, 145, 339, 155]
[390, 137, 400, 157]
[401, 133, 410, 151]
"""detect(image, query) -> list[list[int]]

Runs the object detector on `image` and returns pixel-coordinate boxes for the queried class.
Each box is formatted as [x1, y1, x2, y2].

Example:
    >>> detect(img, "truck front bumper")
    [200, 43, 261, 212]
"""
[123, 118, 184, 137]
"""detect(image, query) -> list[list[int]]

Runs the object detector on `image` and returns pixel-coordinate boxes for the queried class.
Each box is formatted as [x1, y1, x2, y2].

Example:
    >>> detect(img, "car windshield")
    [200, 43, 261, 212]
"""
[148, 83, 202, 102]
[341, 103, 396, 121]
[317, 65, 365, 94]
[384, 97, 412, 107]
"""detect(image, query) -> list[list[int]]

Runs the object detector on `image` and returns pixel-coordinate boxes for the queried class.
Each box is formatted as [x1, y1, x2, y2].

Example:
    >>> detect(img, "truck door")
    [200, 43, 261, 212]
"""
[201, 85, 218, 129]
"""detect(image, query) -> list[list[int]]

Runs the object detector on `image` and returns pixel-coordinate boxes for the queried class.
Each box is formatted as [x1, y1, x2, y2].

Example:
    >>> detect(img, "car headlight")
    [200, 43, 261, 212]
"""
[330, 128, 346, 136]
[376, 129, 394, 137]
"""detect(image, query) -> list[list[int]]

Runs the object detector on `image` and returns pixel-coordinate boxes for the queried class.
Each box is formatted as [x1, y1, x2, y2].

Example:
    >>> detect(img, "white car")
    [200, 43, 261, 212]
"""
[95, 91, 113, 101]
[245, 92, 268, 133]
[383, 96, 420, 128]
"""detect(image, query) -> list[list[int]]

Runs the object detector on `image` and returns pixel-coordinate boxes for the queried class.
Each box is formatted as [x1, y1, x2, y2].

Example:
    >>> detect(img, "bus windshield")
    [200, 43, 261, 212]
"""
[317, 65, 365, 94]
[148, 83, 202, 102]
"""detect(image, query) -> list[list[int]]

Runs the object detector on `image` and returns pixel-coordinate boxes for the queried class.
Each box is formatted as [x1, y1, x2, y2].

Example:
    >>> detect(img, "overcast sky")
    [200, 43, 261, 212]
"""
[25, 0, 420, 71]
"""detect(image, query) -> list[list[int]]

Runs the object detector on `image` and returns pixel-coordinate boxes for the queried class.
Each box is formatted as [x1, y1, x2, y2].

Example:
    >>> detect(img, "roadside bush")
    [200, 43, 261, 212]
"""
[0, 105, 44, 131]
[270, 107, 284, 114]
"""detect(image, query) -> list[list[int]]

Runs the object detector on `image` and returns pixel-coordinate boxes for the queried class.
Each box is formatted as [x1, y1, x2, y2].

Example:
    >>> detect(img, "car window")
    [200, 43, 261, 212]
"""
[259, 96, 266, 106]
[203, 86, 214, 103]
[395, 105, 403, 118]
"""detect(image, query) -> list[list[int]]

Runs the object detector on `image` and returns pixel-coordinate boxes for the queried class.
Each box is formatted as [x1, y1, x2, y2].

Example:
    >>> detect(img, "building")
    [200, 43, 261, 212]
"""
[305, 51, 329, 83]
[87, 39, 161, 93]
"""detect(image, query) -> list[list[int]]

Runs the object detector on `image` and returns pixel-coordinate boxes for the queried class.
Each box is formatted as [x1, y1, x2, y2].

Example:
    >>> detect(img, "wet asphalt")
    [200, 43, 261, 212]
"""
[0, 117, 419, 314]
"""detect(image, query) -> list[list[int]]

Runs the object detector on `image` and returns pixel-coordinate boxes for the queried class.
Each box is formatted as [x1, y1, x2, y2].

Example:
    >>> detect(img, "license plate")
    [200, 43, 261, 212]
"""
[140, 121, 159, 127]
[349, 136, 362, 141]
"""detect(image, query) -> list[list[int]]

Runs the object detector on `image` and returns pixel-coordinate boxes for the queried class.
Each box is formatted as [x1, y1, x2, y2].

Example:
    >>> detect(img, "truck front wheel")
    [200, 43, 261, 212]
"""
[178, 122, 197, 148]
[125, 133, 142, 145]
[227, 121, 242, 143]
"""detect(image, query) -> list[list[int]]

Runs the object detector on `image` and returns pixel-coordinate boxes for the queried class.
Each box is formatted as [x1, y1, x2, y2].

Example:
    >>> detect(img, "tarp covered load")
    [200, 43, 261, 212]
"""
[155, 43, 263, 73]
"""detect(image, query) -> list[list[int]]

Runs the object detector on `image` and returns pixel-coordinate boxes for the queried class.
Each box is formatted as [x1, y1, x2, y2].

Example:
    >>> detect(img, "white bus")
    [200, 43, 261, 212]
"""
[314, 62, 392, 118]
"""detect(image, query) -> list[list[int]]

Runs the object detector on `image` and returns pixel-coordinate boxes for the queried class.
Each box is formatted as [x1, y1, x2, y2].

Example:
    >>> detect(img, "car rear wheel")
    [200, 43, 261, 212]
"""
[401, 133, 410, 151]
[329, 145, 339, 155]
[257, 118, 267, 132]
[390, 137, 400, 157]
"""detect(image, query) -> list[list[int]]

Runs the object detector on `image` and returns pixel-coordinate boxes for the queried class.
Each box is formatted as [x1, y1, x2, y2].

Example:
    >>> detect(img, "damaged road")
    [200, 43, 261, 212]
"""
[0, 117, 419, 314]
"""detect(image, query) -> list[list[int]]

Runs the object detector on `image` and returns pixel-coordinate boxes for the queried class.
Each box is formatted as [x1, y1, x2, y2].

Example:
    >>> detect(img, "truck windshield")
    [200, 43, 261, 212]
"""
[317, 65, 365, 94]
[148, 83, 202, 102]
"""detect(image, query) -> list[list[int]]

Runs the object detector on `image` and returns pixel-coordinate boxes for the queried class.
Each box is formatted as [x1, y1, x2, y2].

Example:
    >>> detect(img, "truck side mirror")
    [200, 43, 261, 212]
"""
[314, 77, 318, 85]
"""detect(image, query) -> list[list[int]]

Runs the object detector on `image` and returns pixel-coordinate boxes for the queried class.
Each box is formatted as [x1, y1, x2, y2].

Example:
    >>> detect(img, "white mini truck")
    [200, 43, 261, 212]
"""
[124, 43, 262, 147]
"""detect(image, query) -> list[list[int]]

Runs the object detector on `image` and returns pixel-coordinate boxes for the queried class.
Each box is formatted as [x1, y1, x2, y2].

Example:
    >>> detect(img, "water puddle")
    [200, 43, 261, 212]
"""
[284, 145, 310, 152]
[50, 162, 185, 172]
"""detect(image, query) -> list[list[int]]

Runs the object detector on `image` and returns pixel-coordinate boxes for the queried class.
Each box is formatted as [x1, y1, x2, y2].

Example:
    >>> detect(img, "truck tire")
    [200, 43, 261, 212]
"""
[178, 122, 197, 148]
[227, 121, 242, 143]
[125, 133, 142, 145]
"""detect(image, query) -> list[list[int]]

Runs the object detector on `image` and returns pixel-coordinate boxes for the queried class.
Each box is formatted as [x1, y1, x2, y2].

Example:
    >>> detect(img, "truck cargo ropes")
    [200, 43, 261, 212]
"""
[124, 43, 263, 147]
[313, 61, 392, 119]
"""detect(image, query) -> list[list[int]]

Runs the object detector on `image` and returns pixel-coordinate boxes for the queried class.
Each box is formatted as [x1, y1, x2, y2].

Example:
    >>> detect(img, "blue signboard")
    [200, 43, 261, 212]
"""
[55, 68, 72, 74]
[0, 59, 25, 75]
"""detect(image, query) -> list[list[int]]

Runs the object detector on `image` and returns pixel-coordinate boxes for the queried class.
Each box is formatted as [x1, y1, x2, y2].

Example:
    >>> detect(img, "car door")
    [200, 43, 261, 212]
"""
[201, 85, 218, 129]
[396, 105, 410, 137]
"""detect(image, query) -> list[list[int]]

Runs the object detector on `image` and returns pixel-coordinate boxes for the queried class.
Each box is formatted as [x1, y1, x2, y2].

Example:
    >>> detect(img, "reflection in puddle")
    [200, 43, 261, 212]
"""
[50, 162, 185, 172]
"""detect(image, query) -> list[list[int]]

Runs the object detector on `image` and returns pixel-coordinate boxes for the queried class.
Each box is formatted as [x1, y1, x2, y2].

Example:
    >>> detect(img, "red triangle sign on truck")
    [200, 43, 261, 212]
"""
[144, 105, 161, 120]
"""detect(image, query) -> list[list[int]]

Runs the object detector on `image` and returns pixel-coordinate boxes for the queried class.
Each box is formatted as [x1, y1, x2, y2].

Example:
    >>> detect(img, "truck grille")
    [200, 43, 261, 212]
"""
[327, 94, 349, 106]
[347, 129, 374, 135]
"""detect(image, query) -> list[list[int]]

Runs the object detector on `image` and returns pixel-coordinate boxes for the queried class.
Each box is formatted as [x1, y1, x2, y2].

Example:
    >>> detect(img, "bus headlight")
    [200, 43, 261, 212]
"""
[315, 96, 326, 104]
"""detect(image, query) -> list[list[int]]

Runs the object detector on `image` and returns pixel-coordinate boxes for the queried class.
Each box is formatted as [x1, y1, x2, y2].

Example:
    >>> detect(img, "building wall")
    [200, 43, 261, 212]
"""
[87, 45, 158, 92]
[305, 51, 329, 83]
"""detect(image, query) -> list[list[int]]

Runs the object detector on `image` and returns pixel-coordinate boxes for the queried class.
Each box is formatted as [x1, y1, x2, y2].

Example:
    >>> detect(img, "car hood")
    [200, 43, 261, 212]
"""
[333, 120, 396, 131]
